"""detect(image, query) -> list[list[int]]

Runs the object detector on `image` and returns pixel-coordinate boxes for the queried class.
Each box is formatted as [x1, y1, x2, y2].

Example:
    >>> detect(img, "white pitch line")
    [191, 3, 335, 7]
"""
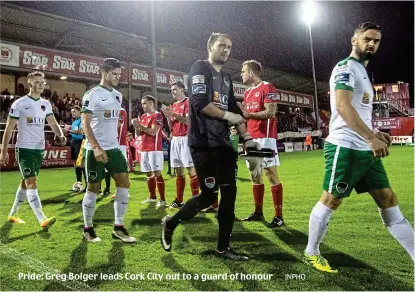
[0, 242, 96, 291]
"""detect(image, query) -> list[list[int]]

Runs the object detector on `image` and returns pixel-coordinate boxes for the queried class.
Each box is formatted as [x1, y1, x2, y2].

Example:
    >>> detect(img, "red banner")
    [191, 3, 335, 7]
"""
[0, 146, 72, 171]
[372, 118, 401, 130]
[130, 64, 184, 88]
[19, 45, 129, 82]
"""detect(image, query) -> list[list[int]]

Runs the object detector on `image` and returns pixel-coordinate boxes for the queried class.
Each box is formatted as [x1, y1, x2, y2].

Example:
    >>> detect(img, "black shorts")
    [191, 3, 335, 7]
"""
[70, 139, 83, 161]
[190, 146, 236, 193]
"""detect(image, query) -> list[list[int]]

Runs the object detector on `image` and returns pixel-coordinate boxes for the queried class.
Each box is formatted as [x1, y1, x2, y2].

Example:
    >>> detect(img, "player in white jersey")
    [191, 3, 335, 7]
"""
[80, 58, 136, 243]
[0, 71, 66, 231]
[303, 22, 414, 273]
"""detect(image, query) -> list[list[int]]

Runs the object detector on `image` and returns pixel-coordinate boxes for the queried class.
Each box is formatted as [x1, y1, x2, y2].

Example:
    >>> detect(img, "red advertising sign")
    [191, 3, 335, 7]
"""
[19, 45, 129, 82]
[130, 64, 184, 88]
[0, 146, 73, 171]
[372, 118, 401, 130]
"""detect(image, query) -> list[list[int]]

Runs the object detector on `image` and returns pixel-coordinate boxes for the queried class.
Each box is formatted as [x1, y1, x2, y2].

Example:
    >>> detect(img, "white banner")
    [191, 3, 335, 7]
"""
[0, 43, 20, 67]
[391, 136, 413, 144]
[277, 130, 322, 140]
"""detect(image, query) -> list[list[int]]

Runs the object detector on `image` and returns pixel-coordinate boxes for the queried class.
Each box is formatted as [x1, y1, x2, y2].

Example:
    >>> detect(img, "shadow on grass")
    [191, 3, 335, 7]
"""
[43, 240, 126, 291]
[271, 225, 414, 291]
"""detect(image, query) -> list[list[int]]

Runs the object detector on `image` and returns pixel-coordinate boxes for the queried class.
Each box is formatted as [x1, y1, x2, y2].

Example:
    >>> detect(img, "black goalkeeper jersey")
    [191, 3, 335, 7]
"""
[187, 60, 242, 148]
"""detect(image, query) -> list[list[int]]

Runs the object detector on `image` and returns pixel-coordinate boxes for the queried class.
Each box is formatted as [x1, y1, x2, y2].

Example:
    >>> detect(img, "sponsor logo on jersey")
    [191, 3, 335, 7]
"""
[192, 75, 205, 84]
[205, 177, 216, 189]
[245, 102, 260, 111]
[362, 93, 370, 104]
[192, 84, 207, 94]
[26, 116, 45, 124]
[335, 73, 350, 84]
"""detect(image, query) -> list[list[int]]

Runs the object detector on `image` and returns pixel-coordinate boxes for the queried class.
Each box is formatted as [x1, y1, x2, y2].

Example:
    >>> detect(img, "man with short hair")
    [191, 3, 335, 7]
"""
[132, 95, 166, 207]
[303, 22, 414, 273]
[161, 33, 262, 261]
[67, 105, 87, 190]
[81, 58, 136, 243]
[239, 59, 284, 228]
[161, 81, 200, 210]
[0, 71, 66, 230]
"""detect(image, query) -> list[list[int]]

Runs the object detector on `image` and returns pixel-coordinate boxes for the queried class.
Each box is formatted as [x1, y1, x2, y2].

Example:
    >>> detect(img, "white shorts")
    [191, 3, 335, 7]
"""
[245, 137, 280, 169]
[170, 136, 194, 168]
[119, 145, 127, 162]
[140, 151, 164, 172]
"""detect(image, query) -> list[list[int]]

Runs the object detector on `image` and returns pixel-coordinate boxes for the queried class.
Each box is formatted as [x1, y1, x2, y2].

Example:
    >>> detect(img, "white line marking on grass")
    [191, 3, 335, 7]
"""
[0, 242, 96, 291]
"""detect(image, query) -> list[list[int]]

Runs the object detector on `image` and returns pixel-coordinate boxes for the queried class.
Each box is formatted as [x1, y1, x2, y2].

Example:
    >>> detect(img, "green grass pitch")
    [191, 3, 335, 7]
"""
[0, 146, 413, 291]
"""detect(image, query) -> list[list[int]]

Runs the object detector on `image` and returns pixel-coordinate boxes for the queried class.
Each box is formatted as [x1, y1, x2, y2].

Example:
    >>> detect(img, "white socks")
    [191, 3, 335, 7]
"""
[10, 186, 27, 216]
[82, 191, 97, 228]
[114, 188, 129, 226]
[379, 205, 414, 260]
[306, 201, 334, 256]
[26, 189, 45, 223]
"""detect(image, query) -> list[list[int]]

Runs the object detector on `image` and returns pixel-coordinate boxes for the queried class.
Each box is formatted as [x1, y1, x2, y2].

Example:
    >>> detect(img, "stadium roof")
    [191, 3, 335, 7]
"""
[0, 2, 329, 98]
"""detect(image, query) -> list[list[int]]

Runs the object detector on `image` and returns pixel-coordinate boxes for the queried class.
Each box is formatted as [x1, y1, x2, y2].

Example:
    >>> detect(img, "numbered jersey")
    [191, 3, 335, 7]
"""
[327, 57, 373, 150]
[140, 111, 163, 152]
[244, 81, 278, 139]
[81, 85, 122, 150]
[8, 95, 53, 150]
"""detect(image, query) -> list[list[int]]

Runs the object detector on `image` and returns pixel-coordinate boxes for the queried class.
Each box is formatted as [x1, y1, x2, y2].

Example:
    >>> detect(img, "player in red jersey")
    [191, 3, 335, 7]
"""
[161, 81, 200, 210]
[132, 95, 166, 207]
[239, 60, 284, 227]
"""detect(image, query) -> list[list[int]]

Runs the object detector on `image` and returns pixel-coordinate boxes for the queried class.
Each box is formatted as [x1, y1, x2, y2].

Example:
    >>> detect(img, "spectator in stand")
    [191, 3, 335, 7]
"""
[63, 93, 70, 100]
[1, 88, 11, 95]
[305, 134, 312, 151]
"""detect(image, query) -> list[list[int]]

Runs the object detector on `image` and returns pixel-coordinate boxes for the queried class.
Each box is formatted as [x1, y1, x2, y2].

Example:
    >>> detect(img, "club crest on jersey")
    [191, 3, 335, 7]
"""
[83, 100, 89, 107]
[41, 105, 46, 111]
[255, 92, 260, 97]
[362, 93, 370, 104]
[205, 177, 216, 189]
[223, 77, 230, 87]
[27, 117, 33, 123]
[116, 96, 120, 103]
[336, 182, 348, 194]
[9, 108, 13, 114]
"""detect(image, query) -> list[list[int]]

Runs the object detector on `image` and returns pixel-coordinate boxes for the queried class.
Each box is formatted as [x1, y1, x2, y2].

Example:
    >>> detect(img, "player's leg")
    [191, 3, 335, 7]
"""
[141, 151, 157, 203]
[357, 156, 414, 261]
[17, 148, 56, 230]
[169, 167, 185, 209]
[161, 147, 218, 252]
[265, 165, 284, 228]
[151, 151, 165, 207]
[216, 147, 248, 261]
[83, 149, 105, 242]
[8, 178, 27, 224]
[241, 138, 265, 221]
[304, 143, 362, 273]
[106, 148, 136, 243]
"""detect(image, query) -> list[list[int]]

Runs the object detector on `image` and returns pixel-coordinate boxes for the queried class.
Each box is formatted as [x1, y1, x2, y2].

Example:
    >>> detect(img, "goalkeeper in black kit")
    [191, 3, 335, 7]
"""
[161, 32, 262, 261]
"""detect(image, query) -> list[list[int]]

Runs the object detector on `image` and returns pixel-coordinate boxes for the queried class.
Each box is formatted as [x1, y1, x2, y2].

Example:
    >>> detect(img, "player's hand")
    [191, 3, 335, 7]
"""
[237, 102, 250, 119]
[247, 157, 263, 180]
[0, 150, 9, 166]
[368, 136, 389, 158]
[131, 118, 141, 129]
[58, 136, 67, 146]
[93, 146, 108, 163]
[223, 111, 245, 125]
[374, 131, 392, 147]
[241, 133, 261, 150]
[161, 105, 174, 118]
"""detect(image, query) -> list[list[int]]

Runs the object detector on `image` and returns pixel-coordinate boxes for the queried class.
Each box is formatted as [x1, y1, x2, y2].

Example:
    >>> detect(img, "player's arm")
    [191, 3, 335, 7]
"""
[0, 116, 18, 165]
[171, 113, 188, 124]
[189, 61, 244, 125]
[46, 114, 67, 146]
[335, 90, 388, 157]
[136, 123, 160, 136]
[81, 93, 107, 162]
